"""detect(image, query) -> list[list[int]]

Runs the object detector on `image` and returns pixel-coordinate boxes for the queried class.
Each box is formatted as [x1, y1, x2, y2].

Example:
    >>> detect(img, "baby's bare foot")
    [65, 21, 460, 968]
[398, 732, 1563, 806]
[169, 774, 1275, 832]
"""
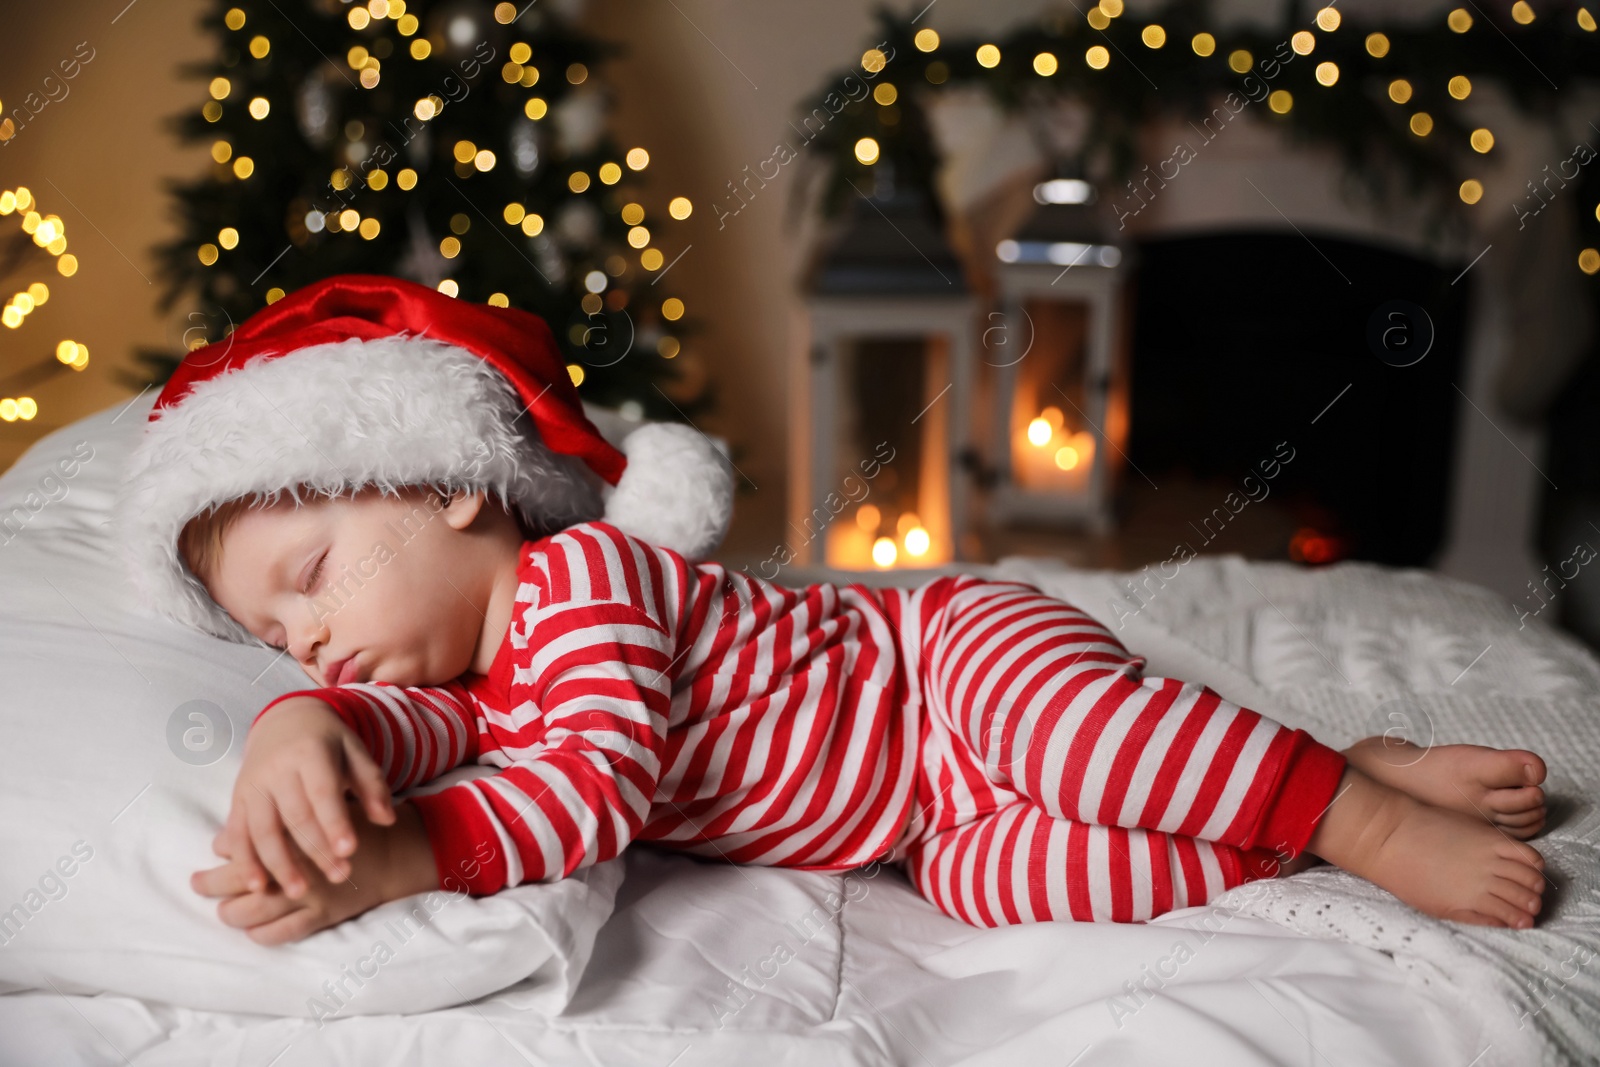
[1343, 736, 1547, 839]
[1308, 767, 1547, 929]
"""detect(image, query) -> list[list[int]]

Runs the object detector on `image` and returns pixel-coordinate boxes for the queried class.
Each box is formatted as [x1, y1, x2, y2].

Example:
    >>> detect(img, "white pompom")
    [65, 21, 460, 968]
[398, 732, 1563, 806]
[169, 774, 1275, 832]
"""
[602, 422, 733, 560]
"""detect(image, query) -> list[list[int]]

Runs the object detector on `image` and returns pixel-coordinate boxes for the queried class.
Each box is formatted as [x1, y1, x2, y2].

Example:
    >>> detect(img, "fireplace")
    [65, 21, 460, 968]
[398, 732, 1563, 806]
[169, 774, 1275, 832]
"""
[1122, 228, 1471, 567]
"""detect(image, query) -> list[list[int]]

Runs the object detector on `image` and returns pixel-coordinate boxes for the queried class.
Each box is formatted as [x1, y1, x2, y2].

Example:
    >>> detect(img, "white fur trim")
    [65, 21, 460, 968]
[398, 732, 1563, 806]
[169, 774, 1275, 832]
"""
[602, 422, 734, 563]
[112, 335, 605, 643]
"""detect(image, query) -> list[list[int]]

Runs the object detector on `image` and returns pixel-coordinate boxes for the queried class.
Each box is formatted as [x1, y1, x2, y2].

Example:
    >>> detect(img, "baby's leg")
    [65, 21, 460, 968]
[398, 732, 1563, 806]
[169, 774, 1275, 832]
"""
[901, 798, 1273, 925]
[1342, 736, 1547, 839]
[924, 578, 1345, 865]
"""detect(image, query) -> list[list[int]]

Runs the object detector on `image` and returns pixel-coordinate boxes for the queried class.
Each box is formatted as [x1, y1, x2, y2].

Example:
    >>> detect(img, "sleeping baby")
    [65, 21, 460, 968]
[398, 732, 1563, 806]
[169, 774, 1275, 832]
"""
[115, 274, 1547, 947]
[182, 486, 1551, 943]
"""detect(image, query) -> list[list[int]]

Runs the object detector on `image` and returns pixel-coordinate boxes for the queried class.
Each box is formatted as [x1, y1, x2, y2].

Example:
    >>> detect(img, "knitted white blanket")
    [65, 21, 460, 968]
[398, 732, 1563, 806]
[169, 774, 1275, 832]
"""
[995, 553, 1600, 1067]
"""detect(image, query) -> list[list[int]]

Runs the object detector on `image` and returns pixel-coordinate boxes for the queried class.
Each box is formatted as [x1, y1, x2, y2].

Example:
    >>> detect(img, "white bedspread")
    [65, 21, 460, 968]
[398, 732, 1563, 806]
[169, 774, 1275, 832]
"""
[6, 551, 1595, 1067]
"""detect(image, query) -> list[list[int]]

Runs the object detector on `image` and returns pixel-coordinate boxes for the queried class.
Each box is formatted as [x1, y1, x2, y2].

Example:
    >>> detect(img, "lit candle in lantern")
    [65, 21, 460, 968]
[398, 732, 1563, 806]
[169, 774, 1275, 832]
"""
[1015, 407, 1093, 491]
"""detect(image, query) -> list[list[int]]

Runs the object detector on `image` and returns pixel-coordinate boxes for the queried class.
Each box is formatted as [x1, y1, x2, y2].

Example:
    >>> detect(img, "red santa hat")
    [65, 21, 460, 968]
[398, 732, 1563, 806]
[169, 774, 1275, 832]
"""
[112, 272, 732, 644]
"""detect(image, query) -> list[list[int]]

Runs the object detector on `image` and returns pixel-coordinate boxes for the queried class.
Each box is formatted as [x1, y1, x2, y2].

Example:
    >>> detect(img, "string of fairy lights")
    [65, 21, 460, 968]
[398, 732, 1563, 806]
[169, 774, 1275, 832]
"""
[143, 0, 699, 416]
[807, 1, 1600, 278]
[0, 182, 87, 425]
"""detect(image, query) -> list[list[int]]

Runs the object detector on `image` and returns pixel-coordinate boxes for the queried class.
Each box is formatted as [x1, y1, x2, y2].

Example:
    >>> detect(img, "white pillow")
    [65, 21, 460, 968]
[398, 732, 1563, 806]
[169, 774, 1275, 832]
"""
[0, 392, 623, 1017]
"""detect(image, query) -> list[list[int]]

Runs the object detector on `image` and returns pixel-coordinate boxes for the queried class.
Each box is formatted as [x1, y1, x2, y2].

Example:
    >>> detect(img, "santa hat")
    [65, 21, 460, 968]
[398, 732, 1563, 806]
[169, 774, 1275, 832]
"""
[111, 273, 733, 644]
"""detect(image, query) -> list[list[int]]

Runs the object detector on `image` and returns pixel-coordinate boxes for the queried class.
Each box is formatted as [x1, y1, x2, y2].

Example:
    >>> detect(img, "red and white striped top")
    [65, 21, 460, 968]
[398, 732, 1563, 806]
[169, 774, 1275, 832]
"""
[255, 520, 919, 896]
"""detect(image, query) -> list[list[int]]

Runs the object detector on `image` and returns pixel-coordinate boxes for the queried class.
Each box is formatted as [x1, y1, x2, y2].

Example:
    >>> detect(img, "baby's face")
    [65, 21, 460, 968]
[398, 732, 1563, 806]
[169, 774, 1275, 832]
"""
[204, 488, 491, 689]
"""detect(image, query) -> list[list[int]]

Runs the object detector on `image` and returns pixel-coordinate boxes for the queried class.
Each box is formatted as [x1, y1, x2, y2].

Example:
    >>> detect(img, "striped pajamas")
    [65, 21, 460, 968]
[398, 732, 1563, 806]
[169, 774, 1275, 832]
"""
[255, 520, 1346, 925]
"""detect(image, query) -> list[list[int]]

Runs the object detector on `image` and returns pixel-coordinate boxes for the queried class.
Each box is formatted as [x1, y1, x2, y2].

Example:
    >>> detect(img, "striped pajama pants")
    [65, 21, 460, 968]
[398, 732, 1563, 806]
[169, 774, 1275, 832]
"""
[872, 575, 1348, 926]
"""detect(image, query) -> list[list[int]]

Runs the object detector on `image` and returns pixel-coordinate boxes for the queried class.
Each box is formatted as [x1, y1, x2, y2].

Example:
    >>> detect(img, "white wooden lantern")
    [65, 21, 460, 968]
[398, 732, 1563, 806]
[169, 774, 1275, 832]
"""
[987, 177, 1132, 533]
[790, 191, 977, 570]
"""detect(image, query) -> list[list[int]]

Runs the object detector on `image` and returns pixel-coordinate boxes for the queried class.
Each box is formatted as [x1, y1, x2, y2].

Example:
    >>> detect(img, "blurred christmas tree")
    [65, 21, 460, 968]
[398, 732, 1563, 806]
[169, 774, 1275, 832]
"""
[120, 0, 707, 421]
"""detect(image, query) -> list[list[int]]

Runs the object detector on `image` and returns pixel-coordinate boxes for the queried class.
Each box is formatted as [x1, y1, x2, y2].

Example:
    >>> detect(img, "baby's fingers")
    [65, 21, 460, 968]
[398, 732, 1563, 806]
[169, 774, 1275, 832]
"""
[344, 738, 395, 827]
[222, 804, 269, 892]
[246, 791, 311, 899]
[299, 763, 358, 879]
[268, 778, 348, 885]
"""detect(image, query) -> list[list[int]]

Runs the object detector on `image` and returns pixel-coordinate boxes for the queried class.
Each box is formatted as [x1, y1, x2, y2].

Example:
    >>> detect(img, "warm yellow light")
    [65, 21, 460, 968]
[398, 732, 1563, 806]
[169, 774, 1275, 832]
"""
[1086, 45, 1110, 69]
[510, 42, 532, 64]
[657, 336, 680, 358]
[521, 213, 544, 236]
[359, 217, 381, 239]
[211, 140, 232, 163]
[1449, 75, 1472, 99]
[641, 248, 664, 270]
[1580, 8, 1597, 31]
[662, 297, 685, 321]
[368, 169, 389, 190]
[1511, 1, 1535, 24]
[233, 156, 254, 179]
[567, 62, 588, 84]
[225, 8, 246, 29]
[474, 149, 496, 171]
[669, 196, 693, 220]
[336, 209, 358, 231]
[914, 28, 939, 52]
[250, 35, 270, 58]
[1034, 52, 1058, 75]
[976, 44, 1001, 68]
[56, 340, 76, 362]
[502, 62, 524, 84]
[57, 254, 77, 277]
[209, 77, 231, 100]
[621, 202, 646, 226]
[1459, 180, 1483, 204]
[874, 82, 898, 105]
[872, 537, 898, 568]
[414, 96, 437, 120]
[487, 292, 509, 307]
[1448, 8, 1473, 32]
[1291, 31, 1315, 54]
[1316, 61, 1339, 85]
[598, 162, 622, 184]
[1410, 112, 1433, 136]
[1141, 25, 1166, 48]
[504, 203, 526, 225]
[626, 147, 650, 171]
[567, 363, 585, 386]
[198, 243, 219, 266]
[856, 504, 880, 532]
[1316, 7, 1341, 30]
[1389, 79, 1413, 104]
[861, 48, 888, 73]
[904, 527, 931, 556]
[628, 226, 650, 248]
[218, 227, 239, 249]
[398, 13, 418, 34]
[1580, 248, 1600, 275]
[1192, 33, 1215, 56]
[440, 236, 460, 258]
[1054, 446, 1081, 471]
[27, 283, 48, 304]
[397, 168, 418, 190]
[1269, 90, 1293, 113]
[1099, 0, 1124, 15]
[1228, 49, 1252, 72]
[410, 39, 431, 60]
[265, 287, 286, 304]
[1087, 8, 1110, 29]
[1027, 417, 1053, 446]
[1366, 32, 1390, 57]
[495, 2, 517, 22]
[1471, 128, 1495, 153]
[1041, 405, 1064, 428]
[568, 171, 590, 193]
[854, 137, 880, 165]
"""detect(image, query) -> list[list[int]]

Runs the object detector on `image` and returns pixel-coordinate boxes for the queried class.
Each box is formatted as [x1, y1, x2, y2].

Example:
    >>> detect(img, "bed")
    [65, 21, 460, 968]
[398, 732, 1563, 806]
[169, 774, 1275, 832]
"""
[2, 394, 1597, 1066]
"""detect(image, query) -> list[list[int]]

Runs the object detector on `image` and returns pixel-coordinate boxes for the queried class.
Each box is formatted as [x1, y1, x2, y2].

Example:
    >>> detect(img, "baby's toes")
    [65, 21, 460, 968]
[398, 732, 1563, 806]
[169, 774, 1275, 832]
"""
[1489, 876, 1542, 920]
[1495, 858, 1546, 895]
[1444, 906, 1510, 929]
[1486, 784, 1546, 815]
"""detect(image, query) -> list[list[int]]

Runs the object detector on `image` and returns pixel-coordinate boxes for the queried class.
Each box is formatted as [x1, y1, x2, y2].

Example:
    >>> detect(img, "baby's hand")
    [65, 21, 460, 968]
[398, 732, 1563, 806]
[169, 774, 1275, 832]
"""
[194, 797, 432, 945]
[221, 696, 395, 900]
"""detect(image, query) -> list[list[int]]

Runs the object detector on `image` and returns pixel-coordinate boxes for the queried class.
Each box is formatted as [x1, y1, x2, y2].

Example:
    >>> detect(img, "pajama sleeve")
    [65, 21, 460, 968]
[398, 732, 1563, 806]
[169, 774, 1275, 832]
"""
[254, 681, 481, 791]
[403, 597, 676, 896]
